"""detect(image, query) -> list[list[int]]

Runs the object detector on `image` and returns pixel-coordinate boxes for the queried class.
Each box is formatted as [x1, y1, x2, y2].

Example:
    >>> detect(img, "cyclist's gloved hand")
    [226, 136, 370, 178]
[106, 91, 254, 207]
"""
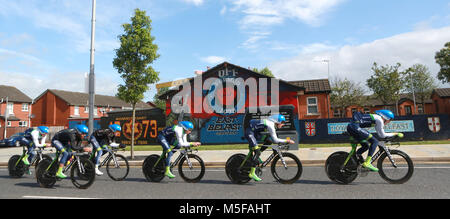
[397, 133, 404, 138]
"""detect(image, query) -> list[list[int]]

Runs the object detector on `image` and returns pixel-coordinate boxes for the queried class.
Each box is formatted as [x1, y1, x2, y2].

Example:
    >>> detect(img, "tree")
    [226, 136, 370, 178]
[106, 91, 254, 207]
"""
[252, 67, 274, 77]
[113, 9, 160, 159]
[366, 62, 404, 114]
[403, 64, 437, 114]
[435, 42, 450, 84]
[330, 77, 366, 118]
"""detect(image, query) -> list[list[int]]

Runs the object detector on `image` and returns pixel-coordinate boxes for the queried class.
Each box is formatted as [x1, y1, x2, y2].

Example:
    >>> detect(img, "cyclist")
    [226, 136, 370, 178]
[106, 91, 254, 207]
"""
[245, 114, 295, 182]
[21, 126, 49, 167]
[51, 124, 89, 179]
[89, 124, 122, 176]
[347, 109, 404, 172]
[157, 121, 201, 179]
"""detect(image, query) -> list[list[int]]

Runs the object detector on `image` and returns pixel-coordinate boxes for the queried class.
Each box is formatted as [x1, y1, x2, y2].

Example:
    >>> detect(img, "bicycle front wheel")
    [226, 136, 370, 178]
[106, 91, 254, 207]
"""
[106, 154, 129, 181]
[178, 154, 205, 183]
[36, 159, 57, 188]
[377, 149, 414, 184]
[71, 157, 96, 189]
[271, 152, 302, 184]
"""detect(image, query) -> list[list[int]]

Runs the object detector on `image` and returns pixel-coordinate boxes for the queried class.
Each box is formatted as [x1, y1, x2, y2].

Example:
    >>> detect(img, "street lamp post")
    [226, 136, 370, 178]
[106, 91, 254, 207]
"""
[88, 0, 96, 136]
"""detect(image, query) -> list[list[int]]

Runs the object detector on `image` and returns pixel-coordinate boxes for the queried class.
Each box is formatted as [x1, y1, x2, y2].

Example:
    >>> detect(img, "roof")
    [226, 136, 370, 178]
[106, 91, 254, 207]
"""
[0, 85, 32, 103]
[35, 89, 152, 109]
[433, 88, 450, 98]
[331, 93, 433, 108]
[158, 62, 305, 100]
[288, 79, 331, 93]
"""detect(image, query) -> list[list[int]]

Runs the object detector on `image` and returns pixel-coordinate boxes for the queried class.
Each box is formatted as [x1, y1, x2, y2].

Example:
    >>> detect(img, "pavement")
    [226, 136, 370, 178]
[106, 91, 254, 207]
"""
[1, 144, 450, 167]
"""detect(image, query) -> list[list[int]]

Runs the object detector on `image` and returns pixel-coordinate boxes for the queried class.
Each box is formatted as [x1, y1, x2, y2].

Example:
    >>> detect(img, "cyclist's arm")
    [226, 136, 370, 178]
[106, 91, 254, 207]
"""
[175, 126, 191, 147]
[374, 116, 396, 138]
[31, 130, 45, 147]
[266, 120, 287, 144]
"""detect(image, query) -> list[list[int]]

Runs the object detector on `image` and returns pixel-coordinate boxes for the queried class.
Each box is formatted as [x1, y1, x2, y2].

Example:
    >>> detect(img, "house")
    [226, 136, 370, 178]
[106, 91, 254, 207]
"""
[333, 93, 437, 118]
[0, 85, 33, 128]
[431, 88, 450, 115]
[288, 79, 332, 119]
[31, 89, 153, 127]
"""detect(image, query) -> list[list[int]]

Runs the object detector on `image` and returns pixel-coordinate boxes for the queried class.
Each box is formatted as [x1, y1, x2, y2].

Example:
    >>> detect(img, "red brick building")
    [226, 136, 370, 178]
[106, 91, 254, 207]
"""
[288, 79, 332, 119]
[432, 88, 450, 115]
[31, 89, 153, 127]
[0, 85, 33, 128]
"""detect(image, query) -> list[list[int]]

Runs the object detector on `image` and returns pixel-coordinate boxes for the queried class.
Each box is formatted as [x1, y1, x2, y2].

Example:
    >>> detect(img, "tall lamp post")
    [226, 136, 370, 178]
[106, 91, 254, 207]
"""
[88, 0, 96, 136]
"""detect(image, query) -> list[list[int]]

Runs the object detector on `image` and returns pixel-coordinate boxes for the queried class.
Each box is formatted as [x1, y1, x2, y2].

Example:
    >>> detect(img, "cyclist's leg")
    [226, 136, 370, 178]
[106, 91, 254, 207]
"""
[158, 135, 175, 178]
[52, 140, 69, 178]
[245, 128, 262, 181]
[20, 137, 33, 165]
[89, 135, 103, 175]
[355, 130, 379, 172]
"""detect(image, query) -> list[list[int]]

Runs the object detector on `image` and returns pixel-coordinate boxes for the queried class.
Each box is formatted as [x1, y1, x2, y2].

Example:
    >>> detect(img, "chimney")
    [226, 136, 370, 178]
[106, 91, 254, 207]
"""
[194, 70, 203, 75]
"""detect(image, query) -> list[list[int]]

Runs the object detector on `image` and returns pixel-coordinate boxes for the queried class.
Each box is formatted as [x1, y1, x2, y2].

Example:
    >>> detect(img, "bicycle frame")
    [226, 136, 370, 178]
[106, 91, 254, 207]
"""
[15, 145, 47, 167]
[45, 149, 88, 175]
[154, 146, 196, 169]
[342, 139, 399, 170]
[240, 144, 290, 169]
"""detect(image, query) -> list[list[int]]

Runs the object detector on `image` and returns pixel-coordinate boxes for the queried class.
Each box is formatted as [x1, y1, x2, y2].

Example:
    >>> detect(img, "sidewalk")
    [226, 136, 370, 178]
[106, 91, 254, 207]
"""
[1, 144, 450, 167]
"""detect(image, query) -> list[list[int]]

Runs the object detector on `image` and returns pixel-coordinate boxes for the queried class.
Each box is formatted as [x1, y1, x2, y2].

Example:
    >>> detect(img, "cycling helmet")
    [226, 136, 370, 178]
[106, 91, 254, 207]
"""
[75, 124, 89, 134]
[375, 110, 395, 120]
[179, 121, 194, 131]
[109, 124, 122, 132]
[268, 114, 286, 124]
[38, 126, 49, 134]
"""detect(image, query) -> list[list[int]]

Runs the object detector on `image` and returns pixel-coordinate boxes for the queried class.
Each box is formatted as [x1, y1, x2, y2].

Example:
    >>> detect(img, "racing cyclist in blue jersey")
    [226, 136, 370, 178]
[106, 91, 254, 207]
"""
[89, 124, 122, 176]
[245, 114, 295, 182]
[21, 126, 50, 169]
[51, 124, 89, 179]
[347, 109, 404, 172]
[157, 121, 201, 179]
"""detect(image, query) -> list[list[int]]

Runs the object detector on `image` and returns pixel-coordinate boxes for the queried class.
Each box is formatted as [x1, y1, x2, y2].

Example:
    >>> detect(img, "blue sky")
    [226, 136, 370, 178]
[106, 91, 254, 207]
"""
[1, 0, 449, 101]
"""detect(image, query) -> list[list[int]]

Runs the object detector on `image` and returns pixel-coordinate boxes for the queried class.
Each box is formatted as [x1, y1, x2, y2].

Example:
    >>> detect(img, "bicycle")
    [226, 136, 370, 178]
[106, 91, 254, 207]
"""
[142, 145, 205, 183]
[88, 143, 129, 181]
[8, 144, 52, 178]
[225, 143, 303, 184]
[325, 132, 414, 184]
[35, 147, 96, 189]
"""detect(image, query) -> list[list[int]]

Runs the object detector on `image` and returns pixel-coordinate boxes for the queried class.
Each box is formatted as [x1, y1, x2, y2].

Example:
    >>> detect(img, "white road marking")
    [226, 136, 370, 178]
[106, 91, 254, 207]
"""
[22, 196, 97, 199]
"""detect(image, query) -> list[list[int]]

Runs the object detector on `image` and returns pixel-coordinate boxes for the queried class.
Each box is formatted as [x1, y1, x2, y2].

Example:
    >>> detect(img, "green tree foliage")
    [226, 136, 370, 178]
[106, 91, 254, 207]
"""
[366, 62, 404, 114]
[113, 9, 160, 159]
[252, 67, 274, 77]
[330, 77, 366, 118]
[403, 64, 437, 114]
[435, 42, 450, 84]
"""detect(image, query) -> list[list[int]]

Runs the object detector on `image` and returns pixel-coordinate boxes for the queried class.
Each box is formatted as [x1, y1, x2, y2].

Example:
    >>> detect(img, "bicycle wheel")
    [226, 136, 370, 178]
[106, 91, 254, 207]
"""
[36, 159, 57, 188]
[35, 154, 53, 168]
[142, 155, 165, 182]
[71, 157, 96, 189]
[106, 154, 129, 181]
[8, 155, 25, 178]
[325, 151, 358, 184]
[225, 154, 252, 184]
[271, 152, 302, 184]
[178, 154, 205, 183]
[377, 149, 414, 184]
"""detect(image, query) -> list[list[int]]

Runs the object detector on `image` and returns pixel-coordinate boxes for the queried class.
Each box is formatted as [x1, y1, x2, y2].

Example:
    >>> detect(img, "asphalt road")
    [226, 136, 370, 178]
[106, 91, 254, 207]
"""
[0, 164, 449, 199]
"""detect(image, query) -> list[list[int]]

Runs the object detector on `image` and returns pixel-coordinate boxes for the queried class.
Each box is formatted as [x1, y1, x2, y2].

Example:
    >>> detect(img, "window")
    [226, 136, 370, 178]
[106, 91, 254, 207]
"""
[333, 109, 342, 118]
[307, 97, 318, 115]
[418, 105, 424, 114]
[405, 106, 412, 116]
[74, 106, 79, 115]
[84, 106, 89, 113]
[7, 121, 11, 127]
[351, 108, 357, 114]
[19, 121, 28, 127]
[363, 108, 370, 114]
[7, 102, 14, 115]
[21, 103, 29, 111]
[94, 107, 98, 116]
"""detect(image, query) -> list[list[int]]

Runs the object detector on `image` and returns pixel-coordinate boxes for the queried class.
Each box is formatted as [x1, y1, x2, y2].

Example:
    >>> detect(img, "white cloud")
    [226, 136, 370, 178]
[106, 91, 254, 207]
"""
[269, 26, 450, 87]
[181, 0, 205, 6]
[200, 56, 229, 65]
